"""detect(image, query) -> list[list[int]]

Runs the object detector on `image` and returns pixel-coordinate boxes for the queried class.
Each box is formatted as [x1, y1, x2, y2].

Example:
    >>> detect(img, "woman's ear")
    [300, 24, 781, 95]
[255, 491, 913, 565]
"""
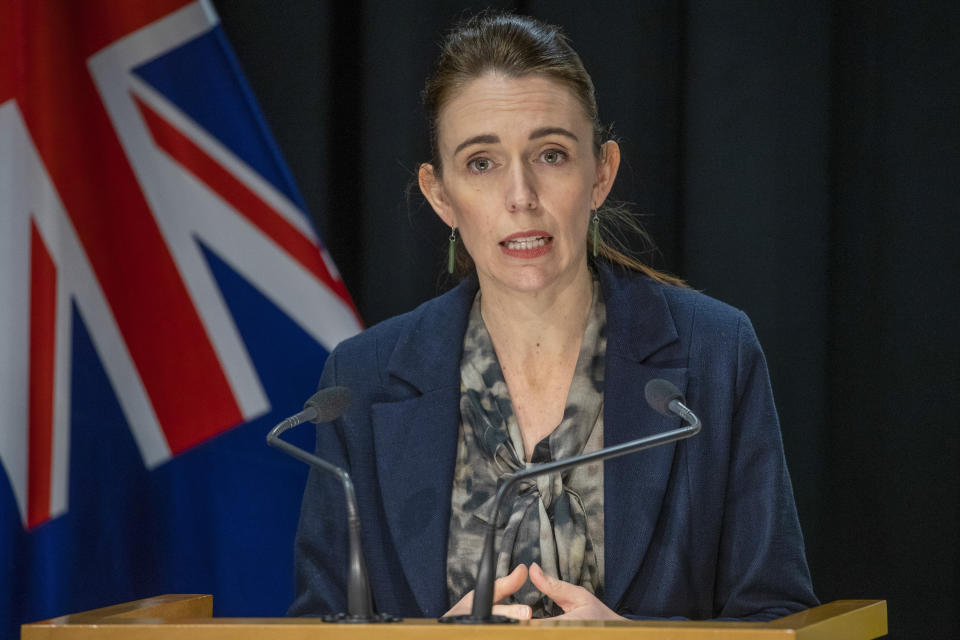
[592, 141, 621, 208]
[419, 163, 455, 227]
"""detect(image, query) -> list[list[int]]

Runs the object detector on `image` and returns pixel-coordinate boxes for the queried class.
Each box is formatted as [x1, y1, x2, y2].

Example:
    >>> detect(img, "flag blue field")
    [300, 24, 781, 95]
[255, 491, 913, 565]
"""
[0, 1, 361, 636]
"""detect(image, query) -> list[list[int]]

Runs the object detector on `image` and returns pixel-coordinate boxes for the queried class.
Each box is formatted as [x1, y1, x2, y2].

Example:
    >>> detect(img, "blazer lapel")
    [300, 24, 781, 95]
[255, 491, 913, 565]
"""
[370, 279, 477, 617]
[371, 389, 459, 616]
[598, 265, 690, 610]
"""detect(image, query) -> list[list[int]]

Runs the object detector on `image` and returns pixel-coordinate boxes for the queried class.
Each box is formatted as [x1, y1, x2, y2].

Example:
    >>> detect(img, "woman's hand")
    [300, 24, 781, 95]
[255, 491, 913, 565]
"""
[528, 562, 625, 620]
[442, 564, 532, 620]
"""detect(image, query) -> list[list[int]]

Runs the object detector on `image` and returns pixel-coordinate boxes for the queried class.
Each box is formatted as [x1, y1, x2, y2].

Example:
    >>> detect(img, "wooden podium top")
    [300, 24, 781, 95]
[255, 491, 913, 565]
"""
[22, 594, 888, 639]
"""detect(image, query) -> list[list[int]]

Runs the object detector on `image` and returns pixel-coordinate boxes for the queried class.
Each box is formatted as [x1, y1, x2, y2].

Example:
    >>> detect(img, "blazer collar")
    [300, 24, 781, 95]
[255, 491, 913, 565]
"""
[384, 277, 478, 393]
[597, 262, 680, 363]
[372, 265, 686, 615]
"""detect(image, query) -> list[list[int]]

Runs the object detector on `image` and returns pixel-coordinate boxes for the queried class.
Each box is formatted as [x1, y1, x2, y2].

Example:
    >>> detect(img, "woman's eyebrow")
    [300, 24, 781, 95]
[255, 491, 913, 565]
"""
[454, 134, 499, 155]
[529, 126, 578, 142]
[453, 127, 578, 156]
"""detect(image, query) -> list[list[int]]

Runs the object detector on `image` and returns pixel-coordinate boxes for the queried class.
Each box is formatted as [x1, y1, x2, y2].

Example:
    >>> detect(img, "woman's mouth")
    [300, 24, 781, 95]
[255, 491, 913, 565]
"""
[499, 233, 553, 258]
[503, 236, 548, 250]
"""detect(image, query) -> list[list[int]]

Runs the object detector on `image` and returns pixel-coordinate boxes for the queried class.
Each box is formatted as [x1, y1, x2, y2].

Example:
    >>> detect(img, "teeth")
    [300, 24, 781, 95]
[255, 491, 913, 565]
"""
[505, 237, 547, 250]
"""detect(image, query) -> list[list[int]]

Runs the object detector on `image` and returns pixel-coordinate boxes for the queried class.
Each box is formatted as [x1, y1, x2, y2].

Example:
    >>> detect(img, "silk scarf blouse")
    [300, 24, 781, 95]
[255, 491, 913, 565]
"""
[446, 283, 607, 617]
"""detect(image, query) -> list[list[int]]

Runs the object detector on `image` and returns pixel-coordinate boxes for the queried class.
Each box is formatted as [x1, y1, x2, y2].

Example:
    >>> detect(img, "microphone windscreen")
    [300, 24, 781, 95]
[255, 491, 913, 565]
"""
[644, 378, 684, 416]
[304, 386, 352, 423]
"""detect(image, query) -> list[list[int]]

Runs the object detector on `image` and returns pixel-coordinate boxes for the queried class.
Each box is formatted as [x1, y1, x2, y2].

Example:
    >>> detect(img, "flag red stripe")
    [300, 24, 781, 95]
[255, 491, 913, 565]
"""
[16, 5, 243, 454]
[134, 96, 359, 317]
[0, 0, 22, 103]
[28, 221, 56, 529]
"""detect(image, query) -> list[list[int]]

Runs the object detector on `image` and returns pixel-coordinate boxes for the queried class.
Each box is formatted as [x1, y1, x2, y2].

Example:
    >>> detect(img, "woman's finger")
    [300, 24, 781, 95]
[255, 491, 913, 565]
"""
[528, 562, 625, 620]
[528, 562, 585, 611]
[492, 564, 529, 602]
[442, 564, 530, 618]
[441, 593, 471, 617]
[492, 603, 532, 620]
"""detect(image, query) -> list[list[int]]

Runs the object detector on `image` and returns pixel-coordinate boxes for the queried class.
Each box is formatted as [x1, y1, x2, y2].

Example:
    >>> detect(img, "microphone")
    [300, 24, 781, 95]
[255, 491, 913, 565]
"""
[644, 377, 699, 425]
[441, 378, 700, 624]
[267, 386, 399, 623]
[269, 386, 352, 439]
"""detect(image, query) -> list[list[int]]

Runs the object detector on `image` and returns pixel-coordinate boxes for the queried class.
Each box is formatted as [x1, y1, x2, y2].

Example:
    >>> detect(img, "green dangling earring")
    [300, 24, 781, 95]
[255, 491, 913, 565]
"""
[592, 211, 600, 258]
[447, 227, 457, 274]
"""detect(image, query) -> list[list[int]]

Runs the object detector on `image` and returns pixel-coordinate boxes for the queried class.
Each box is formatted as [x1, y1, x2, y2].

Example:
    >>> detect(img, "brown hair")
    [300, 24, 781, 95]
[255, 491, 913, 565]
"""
[422, 11, 685, 287]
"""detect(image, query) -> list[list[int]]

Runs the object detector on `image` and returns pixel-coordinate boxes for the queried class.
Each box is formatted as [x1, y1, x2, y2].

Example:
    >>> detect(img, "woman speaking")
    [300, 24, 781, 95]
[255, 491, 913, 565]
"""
[290, 12, 816, 621]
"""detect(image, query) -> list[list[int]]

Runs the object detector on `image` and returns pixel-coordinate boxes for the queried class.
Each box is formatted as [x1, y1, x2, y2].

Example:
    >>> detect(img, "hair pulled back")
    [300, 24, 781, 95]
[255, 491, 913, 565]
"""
[423, 12, 685, 286]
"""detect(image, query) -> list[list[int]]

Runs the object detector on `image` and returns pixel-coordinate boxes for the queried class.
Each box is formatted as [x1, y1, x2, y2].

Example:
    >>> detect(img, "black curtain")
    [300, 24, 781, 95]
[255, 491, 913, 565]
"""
[213, 2, 960, 637]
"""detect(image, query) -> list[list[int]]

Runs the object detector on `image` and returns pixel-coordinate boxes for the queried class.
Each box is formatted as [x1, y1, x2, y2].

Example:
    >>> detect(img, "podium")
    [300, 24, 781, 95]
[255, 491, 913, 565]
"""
[22, 594, 887, 639]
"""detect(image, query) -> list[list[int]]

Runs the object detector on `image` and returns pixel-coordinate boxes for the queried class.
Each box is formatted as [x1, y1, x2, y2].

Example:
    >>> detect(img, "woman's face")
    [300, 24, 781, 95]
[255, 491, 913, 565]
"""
[420, 73, 619, 297]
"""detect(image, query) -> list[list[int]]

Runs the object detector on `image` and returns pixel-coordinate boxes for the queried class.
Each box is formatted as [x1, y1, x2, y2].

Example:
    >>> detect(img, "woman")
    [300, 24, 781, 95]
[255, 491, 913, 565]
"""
[290, 12, 816, 621]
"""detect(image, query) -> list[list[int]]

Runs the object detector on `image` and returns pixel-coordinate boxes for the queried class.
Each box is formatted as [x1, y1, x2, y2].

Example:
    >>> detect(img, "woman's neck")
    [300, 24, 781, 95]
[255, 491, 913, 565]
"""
[478, 266, 594, 363]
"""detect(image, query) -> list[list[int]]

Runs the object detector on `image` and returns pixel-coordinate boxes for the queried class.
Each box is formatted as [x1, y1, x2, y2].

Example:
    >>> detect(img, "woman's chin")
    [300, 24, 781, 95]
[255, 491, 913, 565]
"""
[480, 263, 585, 296]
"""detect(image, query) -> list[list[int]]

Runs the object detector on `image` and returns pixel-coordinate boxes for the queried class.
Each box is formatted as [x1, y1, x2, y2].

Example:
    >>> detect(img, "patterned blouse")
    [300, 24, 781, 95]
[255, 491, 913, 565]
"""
[446, 282, 607, 617]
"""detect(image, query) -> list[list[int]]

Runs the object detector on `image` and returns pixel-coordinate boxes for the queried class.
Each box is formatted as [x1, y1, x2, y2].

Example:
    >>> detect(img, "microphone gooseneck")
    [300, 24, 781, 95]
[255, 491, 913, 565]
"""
[441, 377, 701, 624]
[267, 386, 399, 624]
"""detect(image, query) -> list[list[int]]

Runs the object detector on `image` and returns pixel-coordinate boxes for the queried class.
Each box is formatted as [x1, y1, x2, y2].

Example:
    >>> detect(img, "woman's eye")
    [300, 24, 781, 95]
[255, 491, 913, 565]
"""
[468, 157, 493, 173]
[541, 149, 567, 165]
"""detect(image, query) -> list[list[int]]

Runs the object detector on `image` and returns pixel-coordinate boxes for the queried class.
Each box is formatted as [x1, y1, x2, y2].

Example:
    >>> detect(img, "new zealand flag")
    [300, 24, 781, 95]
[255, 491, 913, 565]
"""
[0, 1, 362, 636]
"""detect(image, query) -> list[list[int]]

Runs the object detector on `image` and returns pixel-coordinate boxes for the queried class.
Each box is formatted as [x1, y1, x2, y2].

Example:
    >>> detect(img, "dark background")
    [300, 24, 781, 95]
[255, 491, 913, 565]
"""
[212, 1, 959, 637]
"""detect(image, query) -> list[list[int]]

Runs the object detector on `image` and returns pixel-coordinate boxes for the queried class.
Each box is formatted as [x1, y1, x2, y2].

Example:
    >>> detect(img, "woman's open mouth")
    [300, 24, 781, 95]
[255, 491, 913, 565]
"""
[499, 233, 553, 258]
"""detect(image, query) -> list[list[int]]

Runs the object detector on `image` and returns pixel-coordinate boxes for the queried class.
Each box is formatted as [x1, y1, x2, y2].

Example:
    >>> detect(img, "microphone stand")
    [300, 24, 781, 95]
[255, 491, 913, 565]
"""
[267, 392, 400, 623]
[441, 396, 701, 624]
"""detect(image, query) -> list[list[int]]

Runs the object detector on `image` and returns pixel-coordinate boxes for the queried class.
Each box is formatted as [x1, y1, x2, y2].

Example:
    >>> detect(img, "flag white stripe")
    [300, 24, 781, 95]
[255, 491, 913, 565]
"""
[49, 276, 72, 518]
[0, 102, 33, 526]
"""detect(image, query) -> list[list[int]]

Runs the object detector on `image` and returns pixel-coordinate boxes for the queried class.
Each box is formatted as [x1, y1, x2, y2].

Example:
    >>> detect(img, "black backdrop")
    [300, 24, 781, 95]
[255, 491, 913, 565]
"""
[211, 2, 959, 637]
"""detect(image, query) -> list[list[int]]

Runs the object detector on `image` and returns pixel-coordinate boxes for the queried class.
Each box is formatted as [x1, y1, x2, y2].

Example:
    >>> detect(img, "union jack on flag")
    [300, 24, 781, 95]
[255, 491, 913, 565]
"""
[0, 1, 361, 634]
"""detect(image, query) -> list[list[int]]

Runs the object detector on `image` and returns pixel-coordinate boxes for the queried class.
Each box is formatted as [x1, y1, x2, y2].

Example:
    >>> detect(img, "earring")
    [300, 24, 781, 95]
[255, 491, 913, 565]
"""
[447, 227, 457, 274]
[591, 211, 600, 258]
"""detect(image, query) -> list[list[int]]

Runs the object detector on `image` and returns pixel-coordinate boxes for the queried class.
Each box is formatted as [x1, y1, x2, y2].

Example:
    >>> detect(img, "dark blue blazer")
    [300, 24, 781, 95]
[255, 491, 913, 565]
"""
[290, 263, 817, 620]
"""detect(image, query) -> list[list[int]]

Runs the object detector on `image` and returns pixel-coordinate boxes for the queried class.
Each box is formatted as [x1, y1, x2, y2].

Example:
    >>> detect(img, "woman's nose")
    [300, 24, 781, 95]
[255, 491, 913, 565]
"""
[505, 164, 538, 212]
